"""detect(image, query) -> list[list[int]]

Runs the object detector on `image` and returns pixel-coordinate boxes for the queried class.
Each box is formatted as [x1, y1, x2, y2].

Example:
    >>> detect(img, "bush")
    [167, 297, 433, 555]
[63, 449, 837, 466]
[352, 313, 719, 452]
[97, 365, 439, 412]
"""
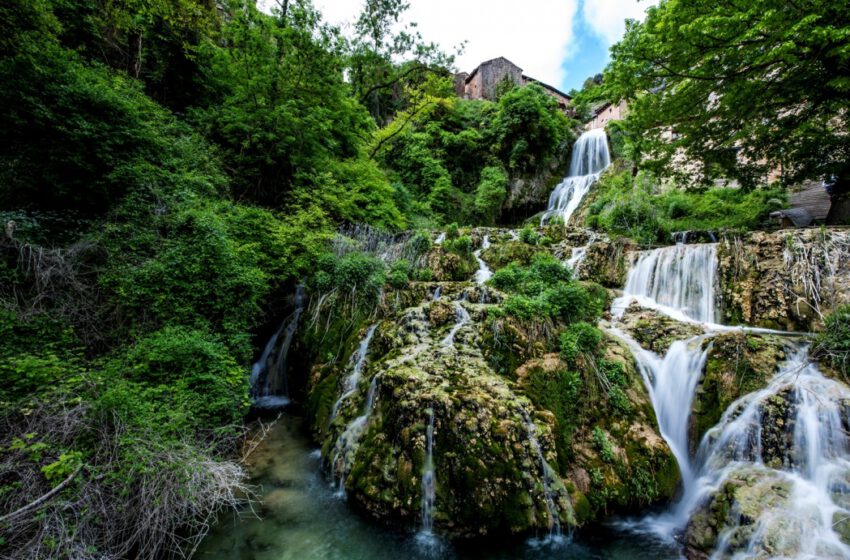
[493, 84, 573, 172]
[815, 305, 850, 376]
[560, 322, 604, 365]
[474, 165, 508, 225]
[388, 259, 411, 288]
[586, 169, 787, 244]
[121, 326, 248, 427]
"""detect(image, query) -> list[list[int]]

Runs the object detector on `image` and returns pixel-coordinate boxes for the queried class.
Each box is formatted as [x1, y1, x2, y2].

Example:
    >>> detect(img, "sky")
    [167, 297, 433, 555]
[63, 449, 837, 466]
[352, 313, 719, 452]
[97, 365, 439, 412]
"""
[260, 0, 657, 93]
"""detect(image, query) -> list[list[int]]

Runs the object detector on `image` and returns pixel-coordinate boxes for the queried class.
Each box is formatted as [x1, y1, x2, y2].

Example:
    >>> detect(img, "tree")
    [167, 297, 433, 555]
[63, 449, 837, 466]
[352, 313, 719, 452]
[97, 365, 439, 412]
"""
[348, 0, 455, 124]
[605, 0, 850, 221]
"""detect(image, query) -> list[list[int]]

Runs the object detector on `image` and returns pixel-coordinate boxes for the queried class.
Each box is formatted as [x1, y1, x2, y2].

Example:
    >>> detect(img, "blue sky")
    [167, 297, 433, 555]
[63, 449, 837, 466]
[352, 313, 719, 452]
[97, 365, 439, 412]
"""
[261, 0, 658, 93]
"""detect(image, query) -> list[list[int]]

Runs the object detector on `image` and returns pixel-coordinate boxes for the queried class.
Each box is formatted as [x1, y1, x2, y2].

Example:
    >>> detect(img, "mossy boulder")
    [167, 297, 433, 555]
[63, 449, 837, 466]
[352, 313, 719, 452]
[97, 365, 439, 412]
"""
[617, 304, 703, 354]
[515, 336, 680, 522]
[425, 247, 477, 282]
[689, 332, 788, 450]
[580, 237, 636, 288]
[315, 303, 575, 537]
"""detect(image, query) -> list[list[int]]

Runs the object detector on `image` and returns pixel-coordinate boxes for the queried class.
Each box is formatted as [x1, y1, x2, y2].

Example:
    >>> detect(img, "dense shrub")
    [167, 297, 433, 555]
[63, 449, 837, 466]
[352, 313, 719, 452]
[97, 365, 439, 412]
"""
[586, 170, 786, 244]
[815, 306, 850, 376]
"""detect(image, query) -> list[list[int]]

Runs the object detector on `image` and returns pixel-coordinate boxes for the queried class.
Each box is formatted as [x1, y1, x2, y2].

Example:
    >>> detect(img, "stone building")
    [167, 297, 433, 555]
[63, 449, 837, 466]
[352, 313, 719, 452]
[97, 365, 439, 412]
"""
[587, 100, 628, 130]
[456, 57, 572, 110]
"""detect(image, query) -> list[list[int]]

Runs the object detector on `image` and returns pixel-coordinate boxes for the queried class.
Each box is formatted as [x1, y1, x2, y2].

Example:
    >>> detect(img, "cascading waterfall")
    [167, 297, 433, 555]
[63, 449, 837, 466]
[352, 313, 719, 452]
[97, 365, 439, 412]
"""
[432, 285, 442, 301]
[610, 330, 710, 491]
[540, 129, 611, 226]
[441, 297, 470, 346]
[611, 240, 850, 557]
[250, 285, 306, 408]
[330, 374, 381, 494]
[565, 232, 597, 273]
[659, 348, 850, 558]
[419, 409, 437, 539]
[520, 410, 562, 539]
[329, 325, 378, 422]
[473, 235, 492, 285]
[617, 243, 719, 324]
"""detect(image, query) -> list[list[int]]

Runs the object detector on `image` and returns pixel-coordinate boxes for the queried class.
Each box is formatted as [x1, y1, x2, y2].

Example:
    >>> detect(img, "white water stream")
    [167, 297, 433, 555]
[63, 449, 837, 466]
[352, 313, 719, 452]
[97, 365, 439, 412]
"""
[250, 285, 307, 408]
[473, 235, 493, 285]
[541, 129, 611, 226]
[329, 325, 378, 422]
[419, 409, 437, 539]
[611, 242, 850, 558]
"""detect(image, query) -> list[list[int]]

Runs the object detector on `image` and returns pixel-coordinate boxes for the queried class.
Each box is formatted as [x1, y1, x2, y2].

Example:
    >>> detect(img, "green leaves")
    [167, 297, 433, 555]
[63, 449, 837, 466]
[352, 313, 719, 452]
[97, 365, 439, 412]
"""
[604, 0, 850, 190]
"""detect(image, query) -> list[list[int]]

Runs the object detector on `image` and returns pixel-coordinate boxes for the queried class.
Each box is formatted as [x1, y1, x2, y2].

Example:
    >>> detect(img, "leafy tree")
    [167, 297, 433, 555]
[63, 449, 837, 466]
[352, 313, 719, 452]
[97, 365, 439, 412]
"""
[349, 0, 454, 124]
[493, 84, 573, 172]
[474, 166, 509, 225]
[605, 0, 850, 221]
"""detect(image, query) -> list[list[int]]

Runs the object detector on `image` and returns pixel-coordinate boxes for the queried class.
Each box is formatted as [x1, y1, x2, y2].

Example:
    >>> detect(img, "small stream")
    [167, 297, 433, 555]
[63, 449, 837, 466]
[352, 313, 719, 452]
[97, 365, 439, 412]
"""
[198, 416, 681, 560]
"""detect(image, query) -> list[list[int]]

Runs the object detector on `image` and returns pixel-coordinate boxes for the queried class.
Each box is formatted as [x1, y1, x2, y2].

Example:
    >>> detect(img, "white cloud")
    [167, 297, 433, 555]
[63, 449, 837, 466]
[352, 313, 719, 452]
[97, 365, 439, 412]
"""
[580, 0, 657, 46]
[307, 0, 580, 90]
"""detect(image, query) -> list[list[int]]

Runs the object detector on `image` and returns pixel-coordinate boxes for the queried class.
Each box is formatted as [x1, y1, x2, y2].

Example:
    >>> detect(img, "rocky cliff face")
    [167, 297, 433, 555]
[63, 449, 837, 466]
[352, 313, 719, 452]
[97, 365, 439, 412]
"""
[298, 224, 850, 547]
[304, 229, 679, 537]
[717, 229, 850, 331]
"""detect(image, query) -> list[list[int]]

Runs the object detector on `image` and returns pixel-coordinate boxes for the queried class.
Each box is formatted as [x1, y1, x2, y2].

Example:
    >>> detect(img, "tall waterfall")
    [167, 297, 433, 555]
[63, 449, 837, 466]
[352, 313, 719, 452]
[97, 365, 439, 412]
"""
[541, 129, 611, 226]
[250, 285, 306, 408]
[618, 243, 719, 324]
[329, 325, 378, 422]
[419, 409, 437, 539]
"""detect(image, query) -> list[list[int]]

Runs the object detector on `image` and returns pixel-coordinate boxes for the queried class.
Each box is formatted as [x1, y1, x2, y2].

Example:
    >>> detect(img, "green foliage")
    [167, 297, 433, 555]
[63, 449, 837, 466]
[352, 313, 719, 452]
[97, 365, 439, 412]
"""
[388, 259, 411, 288]
[592, 427, 616, 463]
[376, 85, 575, 225]
[491, 254, 605, 325]
[493, 84, 573, 172]
[312, 252, 387, 308]
[815, 306, 850, 376]
[605, 0, 850, 192]
[41, 451, 83, 486]
[474, 166, 508, 225]
[560, 322, 603, 365]
[119, 326, 248, 427]
[443, 235, 472, 255]
[586, 170, 786, 244]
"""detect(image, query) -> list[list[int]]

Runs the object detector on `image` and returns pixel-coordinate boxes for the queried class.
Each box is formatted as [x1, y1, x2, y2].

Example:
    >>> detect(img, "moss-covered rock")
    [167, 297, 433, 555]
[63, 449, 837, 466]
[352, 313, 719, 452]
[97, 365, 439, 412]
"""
[717, 229, 850, 331]
[689, 332, 789, 450]
[514, 336, 680, 521]
[617, 304, 703, 354]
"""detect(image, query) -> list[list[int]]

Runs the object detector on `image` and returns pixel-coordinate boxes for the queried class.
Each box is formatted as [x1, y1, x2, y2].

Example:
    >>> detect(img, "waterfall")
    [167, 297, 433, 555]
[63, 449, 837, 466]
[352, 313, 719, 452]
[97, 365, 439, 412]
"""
[541, 129, 611, 226]
[330, 374, 381, 494]
[565, 232, 597, 273]
[473, 234, 492, 285]
[250, 285, 306, 408]
[617, 243, 719, 324]
[432, 285, 442, 301]
[662, 348, 850, 557]
[441, 297, 470, 346]
[610, 330, 710, 491]
[434, 232, 446, 245]
[329, 325, 378, 422]
[520, 409, 562, 540]
[419, 409, 437, 538]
